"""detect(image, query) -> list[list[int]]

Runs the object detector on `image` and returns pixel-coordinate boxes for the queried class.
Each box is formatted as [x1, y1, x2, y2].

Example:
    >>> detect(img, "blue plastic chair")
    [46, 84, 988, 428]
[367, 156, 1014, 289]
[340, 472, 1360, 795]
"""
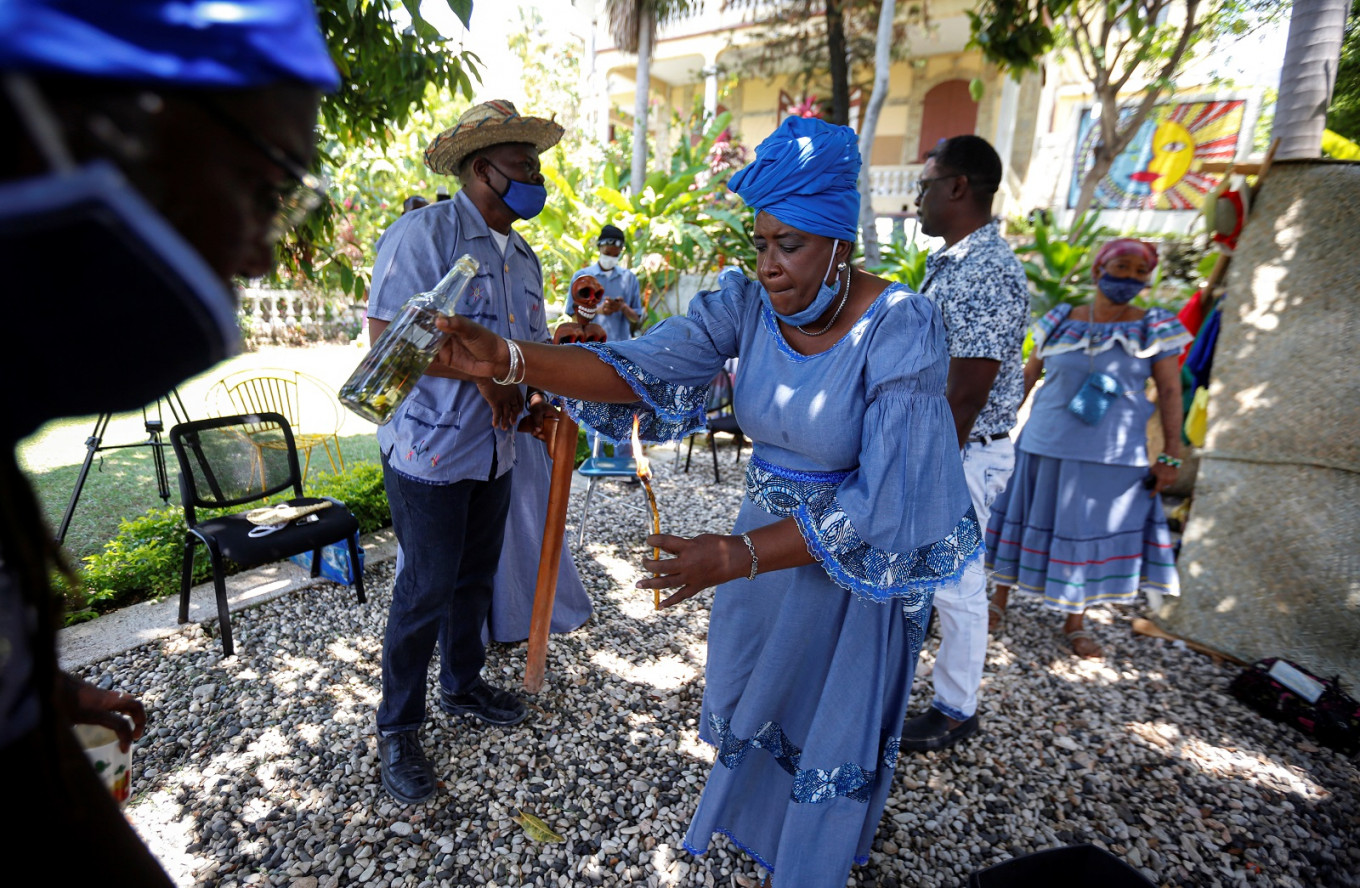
[576, 435, 647, 548]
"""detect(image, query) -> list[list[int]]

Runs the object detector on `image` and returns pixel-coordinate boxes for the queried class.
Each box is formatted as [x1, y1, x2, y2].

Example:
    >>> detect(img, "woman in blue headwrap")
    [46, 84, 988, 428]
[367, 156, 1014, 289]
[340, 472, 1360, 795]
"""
[436, 115, 979, 887]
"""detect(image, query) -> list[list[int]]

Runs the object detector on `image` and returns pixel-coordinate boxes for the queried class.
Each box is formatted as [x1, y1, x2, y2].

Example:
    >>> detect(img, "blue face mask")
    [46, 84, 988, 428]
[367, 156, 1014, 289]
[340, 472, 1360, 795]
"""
[767, 239, 842, 325]
[1098, 273, 1147, 305]
[487, 161, 547, 220]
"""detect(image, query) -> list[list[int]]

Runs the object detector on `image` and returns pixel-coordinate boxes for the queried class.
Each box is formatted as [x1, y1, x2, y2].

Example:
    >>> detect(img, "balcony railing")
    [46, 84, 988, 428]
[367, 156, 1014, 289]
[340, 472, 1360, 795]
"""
[869, 164, 924, 200]
[238, 288, 364, 348]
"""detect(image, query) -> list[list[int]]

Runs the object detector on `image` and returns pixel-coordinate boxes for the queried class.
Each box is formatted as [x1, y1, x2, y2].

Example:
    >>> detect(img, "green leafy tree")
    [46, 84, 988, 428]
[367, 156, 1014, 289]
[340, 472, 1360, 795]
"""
[727, 0, 926, 127]
[606, 0, 702, 193]
[1326, 2, 1360, 141]
[968, 0, 1283, 224]
[279, 1, 482, 296]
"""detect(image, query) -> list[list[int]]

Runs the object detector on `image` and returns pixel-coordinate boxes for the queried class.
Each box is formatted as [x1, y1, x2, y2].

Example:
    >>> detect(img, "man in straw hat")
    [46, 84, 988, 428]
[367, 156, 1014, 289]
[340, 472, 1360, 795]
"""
[366, 99, 562, 805]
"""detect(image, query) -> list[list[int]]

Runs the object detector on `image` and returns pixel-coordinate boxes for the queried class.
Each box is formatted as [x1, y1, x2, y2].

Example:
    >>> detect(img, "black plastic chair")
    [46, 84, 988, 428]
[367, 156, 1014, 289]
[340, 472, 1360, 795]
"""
[685, 368, 744, 483]
[169, 412, 366, 655]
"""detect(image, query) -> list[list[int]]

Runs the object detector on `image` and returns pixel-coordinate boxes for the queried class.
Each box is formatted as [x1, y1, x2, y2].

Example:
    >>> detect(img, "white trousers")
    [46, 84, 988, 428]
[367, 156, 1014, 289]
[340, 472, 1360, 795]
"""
[930, 437, 1015, 721]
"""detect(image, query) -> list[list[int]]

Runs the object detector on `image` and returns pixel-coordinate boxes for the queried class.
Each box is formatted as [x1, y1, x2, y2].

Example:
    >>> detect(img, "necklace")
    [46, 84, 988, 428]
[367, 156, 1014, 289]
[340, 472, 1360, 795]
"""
[796, 265, 851, 336]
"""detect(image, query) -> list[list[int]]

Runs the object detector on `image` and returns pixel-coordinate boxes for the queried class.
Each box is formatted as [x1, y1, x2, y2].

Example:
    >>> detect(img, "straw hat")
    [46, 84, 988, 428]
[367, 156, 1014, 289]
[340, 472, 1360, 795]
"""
[424, 100, 564, 175]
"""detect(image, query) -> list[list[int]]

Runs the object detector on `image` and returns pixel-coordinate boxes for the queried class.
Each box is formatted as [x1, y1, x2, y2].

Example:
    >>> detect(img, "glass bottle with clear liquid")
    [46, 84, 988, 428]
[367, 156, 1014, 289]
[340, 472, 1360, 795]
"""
[338, 255, 479, 425]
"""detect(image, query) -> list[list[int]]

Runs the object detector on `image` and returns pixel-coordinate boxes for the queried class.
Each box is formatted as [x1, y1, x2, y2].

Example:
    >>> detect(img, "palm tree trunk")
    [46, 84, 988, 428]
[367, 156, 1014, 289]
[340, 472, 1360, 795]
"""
[1272, 0, 1350, 160]
[858, 0, 896, 266]
[630, 4, 655, 194]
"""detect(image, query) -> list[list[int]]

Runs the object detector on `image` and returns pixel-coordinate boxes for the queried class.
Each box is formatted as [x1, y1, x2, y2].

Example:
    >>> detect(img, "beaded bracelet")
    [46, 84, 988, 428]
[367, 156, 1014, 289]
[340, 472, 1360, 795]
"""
[1156, 452, 1183, 469]
[739, 533, 759, 581]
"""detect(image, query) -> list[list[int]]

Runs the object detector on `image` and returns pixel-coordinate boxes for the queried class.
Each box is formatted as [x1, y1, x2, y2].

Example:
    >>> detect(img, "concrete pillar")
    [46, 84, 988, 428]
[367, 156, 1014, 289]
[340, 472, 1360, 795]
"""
[703, 65, 719, 121]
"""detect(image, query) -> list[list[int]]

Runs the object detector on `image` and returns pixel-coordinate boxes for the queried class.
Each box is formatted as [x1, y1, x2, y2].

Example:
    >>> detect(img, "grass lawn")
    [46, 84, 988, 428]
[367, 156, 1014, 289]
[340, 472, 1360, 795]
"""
[26, 432, 383, 563]
[20, 342, 382, 563]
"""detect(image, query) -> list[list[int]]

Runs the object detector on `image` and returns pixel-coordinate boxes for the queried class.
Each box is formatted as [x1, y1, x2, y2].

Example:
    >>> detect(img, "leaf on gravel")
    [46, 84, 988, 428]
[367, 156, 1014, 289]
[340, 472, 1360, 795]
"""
[511, 809, 564, 843]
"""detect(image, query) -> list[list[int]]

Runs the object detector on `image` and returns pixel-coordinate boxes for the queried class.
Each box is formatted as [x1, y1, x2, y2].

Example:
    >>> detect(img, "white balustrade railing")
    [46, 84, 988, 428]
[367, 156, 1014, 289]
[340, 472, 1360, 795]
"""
[869, 165, 924, 199]
[237, 288, 363, 346]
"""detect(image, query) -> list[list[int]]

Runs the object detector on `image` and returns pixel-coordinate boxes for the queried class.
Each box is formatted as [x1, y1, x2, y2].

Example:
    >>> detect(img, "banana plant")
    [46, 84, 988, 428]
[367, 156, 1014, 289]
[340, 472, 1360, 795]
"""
[1013, 210, 1106, 316]
[868, 240, 931, 291]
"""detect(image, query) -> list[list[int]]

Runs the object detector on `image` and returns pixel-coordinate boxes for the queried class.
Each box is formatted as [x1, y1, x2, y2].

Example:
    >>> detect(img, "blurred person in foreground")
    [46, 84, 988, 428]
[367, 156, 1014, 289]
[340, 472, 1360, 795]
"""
[429, 116, 980, 888]
[0, 0, 337, 881]
[986, 238, 1189, 657]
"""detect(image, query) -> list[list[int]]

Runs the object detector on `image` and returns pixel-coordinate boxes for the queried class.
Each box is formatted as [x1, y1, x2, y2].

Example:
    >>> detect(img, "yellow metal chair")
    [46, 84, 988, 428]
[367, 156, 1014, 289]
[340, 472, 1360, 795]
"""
[206, 369, 345, 481]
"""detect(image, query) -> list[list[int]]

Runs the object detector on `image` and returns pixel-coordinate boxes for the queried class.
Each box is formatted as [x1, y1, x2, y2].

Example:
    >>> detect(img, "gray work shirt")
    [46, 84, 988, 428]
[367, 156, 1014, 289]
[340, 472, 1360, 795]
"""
[367, 190, 549, 484]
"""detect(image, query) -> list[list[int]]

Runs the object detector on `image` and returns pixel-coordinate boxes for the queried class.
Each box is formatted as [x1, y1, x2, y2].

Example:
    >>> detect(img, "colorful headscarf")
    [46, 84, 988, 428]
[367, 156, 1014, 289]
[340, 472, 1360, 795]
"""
[728, 116, 861, 241]
[1092, 238, 1159, 280]
[0, 0, 340, 91]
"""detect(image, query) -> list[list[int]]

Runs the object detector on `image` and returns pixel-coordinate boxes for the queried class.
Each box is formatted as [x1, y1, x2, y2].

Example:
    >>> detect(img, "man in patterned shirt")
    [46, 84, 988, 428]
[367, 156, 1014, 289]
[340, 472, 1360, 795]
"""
[902, 135, 1030, 751]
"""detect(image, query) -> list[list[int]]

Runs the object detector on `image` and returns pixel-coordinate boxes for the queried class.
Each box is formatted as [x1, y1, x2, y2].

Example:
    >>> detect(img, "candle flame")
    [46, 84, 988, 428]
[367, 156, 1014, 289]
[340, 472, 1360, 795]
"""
[633, 414, 650, 480]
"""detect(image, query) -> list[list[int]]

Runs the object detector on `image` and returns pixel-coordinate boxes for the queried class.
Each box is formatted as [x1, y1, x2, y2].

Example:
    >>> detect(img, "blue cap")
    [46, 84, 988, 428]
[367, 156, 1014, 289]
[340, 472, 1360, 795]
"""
[728, 116, 861, 241]
[0, 0, 340, 91]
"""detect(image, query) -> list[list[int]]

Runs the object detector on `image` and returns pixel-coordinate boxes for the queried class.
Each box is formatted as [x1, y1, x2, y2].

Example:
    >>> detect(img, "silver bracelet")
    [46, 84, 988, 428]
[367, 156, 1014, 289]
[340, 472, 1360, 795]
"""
[739, 532, 758, 581]
[492, 338, 523, 386]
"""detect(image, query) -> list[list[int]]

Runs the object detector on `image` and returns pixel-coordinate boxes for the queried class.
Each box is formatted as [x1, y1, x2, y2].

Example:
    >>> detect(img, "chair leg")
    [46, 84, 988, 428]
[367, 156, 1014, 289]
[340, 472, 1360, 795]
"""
[178, 536, 197, 624]
[577, 477, 600, 548]
[684, 434, 695, 473]
[735, 433, 745, 465]
[347, 534, 366, 603]
[326, 434, 345, 473]
[309, 547, 323, 578]
[208, 551, 234, 656]
[709, 433, 720, 484]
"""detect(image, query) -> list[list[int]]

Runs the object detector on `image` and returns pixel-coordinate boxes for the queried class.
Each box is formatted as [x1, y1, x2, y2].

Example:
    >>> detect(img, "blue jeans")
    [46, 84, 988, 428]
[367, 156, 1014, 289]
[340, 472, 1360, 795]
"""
[930, 437, 1015, 721]
[377, 451, 513, 734]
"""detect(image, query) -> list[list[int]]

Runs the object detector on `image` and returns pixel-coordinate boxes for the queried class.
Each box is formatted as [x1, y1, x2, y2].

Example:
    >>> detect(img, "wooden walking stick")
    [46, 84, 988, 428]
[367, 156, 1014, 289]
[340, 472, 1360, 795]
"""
[523, 407, 579, 693]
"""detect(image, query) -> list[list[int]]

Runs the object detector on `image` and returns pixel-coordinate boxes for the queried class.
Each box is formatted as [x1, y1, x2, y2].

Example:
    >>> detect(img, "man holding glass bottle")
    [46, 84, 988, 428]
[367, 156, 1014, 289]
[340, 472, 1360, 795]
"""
[365, 100, 562, 805]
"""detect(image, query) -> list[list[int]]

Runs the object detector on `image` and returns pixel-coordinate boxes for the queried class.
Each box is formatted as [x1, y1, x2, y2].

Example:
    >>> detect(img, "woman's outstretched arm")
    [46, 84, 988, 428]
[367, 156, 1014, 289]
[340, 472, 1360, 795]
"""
[435, 314, 638, 403]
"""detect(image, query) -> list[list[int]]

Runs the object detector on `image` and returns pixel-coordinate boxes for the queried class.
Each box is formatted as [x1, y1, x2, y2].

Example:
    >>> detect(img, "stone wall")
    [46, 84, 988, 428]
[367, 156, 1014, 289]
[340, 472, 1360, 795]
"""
[1160, 160, 1360, 690]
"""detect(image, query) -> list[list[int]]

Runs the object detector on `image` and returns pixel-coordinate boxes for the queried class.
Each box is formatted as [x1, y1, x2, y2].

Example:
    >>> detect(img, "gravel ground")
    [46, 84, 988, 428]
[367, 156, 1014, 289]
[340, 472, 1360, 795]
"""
[77, 449, 1359, 888]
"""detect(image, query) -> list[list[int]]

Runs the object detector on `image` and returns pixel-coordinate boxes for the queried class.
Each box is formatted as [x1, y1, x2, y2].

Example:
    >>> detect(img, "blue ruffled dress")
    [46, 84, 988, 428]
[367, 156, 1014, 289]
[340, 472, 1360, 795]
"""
[986, 304, 1192, 613]
[560, 270, 980, 886]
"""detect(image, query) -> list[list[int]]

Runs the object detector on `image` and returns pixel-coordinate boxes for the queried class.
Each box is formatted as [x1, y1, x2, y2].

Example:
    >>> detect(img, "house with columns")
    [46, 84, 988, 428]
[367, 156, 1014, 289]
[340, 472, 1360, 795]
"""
[570, 0, 1271, 238]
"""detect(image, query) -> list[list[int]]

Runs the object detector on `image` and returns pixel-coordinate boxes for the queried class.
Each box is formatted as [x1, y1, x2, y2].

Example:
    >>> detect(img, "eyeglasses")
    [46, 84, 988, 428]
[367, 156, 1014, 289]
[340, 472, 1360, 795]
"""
[913, 174, 962, 199]
[597, 238, 624, 248]
[196, 100, 328, 241]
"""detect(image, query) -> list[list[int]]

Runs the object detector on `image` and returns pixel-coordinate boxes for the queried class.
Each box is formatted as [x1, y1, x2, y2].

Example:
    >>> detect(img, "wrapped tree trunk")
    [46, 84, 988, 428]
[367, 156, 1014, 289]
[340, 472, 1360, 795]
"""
[1160, 161, 1360, 690]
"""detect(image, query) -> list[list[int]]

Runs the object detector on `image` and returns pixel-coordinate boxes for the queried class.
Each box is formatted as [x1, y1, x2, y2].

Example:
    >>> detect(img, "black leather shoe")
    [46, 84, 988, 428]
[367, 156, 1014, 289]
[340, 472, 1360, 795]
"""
[439, 679, 527, 726]
[900, 708, 980, 752]
[378, 731, 436, 804]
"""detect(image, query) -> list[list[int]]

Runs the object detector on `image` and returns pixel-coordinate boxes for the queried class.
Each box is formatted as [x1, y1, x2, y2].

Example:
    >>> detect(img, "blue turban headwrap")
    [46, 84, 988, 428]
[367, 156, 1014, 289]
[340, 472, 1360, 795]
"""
[0, 0, 340, 91]
[728, 116, 862, 241]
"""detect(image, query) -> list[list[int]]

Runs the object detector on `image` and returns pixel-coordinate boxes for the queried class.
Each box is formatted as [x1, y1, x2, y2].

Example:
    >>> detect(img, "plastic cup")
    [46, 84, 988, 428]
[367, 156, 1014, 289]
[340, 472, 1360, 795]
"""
[73, 724, 133, 807]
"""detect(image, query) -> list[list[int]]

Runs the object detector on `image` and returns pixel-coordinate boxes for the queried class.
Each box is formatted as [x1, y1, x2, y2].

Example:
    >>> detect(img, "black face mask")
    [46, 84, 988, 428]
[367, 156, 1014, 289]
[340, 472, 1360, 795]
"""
[1, 77, 239, 443]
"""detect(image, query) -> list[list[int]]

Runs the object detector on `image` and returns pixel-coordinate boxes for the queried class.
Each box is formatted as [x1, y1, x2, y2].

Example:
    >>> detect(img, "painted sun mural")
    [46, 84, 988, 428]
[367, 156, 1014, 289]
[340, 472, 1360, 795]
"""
[1068, 99, 1246, 210]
